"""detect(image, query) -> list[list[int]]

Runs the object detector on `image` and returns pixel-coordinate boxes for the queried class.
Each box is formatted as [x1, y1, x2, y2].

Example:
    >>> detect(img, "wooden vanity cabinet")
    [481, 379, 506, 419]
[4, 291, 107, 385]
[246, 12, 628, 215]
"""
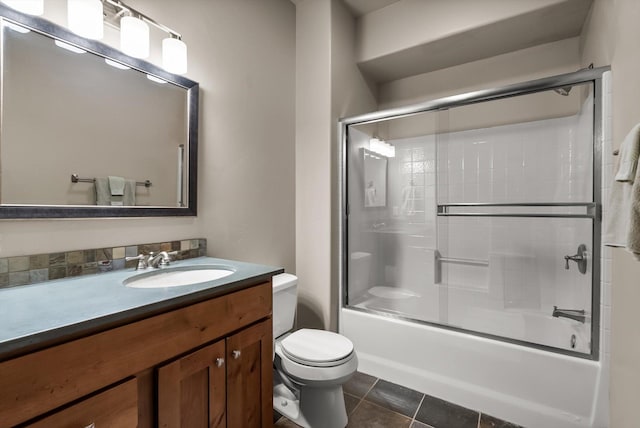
[23, 379, 139, 428]
[0, 282, 273, 428]
[158, 320, 272, 428]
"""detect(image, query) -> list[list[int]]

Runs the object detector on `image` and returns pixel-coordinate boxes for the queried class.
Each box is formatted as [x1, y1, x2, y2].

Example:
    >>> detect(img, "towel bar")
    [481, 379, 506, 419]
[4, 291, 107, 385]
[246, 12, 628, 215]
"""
[71, 174, 152, 188]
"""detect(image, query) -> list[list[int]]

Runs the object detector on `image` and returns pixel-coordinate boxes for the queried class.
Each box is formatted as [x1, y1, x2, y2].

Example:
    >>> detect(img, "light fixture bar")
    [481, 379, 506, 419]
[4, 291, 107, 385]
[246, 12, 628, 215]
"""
[103, 0, 182, 39]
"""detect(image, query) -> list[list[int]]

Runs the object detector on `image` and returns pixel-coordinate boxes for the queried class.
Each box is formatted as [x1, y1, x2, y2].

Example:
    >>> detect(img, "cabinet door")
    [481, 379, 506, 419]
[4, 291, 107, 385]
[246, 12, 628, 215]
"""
[24, 379, 138, 428]
[226, 319, 273, 428]
[158, 340, 226, 428]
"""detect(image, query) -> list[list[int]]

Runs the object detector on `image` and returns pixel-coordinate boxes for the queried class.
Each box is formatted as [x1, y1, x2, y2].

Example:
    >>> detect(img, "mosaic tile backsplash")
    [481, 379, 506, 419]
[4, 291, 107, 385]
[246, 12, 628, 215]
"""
[0, 239, 207, 288]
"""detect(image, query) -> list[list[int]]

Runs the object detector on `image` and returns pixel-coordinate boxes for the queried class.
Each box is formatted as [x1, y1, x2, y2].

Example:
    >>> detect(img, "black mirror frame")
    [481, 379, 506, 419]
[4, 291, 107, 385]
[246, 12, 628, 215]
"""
[0, 4, 198, 218]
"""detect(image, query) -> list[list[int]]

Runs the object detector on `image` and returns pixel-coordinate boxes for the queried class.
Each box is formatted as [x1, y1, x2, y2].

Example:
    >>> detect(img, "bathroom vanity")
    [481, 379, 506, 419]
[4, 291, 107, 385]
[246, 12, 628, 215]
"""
[0, 257, 281, 427]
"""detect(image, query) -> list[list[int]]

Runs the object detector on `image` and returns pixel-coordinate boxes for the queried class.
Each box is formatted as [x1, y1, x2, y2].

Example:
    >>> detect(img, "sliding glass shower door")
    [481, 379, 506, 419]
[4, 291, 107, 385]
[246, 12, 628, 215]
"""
[345, 81, 599, 357]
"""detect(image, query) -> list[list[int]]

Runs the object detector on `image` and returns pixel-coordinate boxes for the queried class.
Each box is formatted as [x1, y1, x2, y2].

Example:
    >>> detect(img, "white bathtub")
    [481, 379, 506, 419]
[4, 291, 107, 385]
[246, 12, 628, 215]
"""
[340, 308, 608, 428]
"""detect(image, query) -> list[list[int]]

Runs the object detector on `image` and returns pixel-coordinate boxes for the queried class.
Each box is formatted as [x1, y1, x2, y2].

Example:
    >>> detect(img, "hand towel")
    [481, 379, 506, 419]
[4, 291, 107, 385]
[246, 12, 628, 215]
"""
[604, 124, 640, 260]
[123, 179, 137, 206]
[614, 123, 640, 181]
[108, 176, 125, 206]
[108, 176, 125, 196]
[95, 177, 111, 206]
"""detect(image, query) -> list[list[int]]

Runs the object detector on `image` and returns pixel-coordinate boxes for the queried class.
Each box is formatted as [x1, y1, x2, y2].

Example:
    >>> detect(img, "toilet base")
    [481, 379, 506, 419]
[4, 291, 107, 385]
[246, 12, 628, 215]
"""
[273, 382, 348, 428]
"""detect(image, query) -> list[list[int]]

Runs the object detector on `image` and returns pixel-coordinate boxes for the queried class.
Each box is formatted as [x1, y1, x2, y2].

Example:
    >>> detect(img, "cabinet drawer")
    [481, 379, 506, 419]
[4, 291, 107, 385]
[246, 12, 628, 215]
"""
[24, 379, 138, 428]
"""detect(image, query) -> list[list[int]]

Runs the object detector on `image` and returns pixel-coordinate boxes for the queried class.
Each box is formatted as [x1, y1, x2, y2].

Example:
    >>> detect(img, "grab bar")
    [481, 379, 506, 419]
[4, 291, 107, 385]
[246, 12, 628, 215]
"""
[71, 174, 152, 188]
[437, 202, 598, 219]
[437, 256, 488, 267]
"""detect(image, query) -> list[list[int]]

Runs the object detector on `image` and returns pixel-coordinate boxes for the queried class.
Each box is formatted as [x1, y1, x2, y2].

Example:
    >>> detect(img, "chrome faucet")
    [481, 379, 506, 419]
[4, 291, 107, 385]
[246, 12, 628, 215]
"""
[126, 251, 177, 270]
[552, 306, 586, 323]
[564, 244, 588, 274]
[148, 251, 174, 268]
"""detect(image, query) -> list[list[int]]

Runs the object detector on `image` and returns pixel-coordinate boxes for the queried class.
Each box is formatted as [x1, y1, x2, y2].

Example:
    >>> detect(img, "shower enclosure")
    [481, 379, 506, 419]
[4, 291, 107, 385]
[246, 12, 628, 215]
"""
[339, 67, 609, 427]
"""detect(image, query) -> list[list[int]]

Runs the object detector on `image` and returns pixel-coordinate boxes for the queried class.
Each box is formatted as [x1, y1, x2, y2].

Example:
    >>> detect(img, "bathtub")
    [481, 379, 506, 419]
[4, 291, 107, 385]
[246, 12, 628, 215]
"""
[340, 307, 608, 428]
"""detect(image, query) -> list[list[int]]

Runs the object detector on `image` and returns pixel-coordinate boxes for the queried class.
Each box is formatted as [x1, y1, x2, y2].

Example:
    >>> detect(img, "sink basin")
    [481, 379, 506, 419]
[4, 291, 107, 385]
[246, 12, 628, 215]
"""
[124, 266, 235, 288]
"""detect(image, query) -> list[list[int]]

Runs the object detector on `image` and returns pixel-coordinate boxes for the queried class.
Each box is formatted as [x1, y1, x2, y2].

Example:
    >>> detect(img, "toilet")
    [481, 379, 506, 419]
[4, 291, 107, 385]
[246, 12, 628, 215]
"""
[272, 273, 358, 428]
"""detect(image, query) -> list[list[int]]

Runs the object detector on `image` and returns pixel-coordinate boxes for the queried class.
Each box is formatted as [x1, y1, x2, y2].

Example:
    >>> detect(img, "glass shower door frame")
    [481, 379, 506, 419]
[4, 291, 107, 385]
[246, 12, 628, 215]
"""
[338, 66, 609, 360]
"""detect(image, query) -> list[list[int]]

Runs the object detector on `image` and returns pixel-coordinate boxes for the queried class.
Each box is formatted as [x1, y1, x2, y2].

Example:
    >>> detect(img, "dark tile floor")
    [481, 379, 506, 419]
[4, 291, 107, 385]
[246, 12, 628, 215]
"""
[274, 372, 523, 428]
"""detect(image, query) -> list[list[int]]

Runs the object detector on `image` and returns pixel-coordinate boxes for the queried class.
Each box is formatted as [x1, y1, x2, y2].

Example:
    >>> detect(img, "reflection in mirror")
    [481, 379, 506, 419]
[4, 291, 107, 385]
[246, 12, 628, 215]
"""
[363, 149, 387, 208]
[0, 6, 198, 218]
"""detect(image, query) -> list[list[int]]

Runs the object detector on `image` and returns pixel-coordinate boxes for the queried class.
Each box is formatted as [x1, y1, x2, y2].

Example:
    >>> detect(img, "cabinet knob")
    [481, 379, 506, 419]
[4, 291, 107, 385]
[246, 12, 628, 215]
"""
[215, 357, 224, 367]
[232, 350, 241, 359]
[84, 423, 95, 428]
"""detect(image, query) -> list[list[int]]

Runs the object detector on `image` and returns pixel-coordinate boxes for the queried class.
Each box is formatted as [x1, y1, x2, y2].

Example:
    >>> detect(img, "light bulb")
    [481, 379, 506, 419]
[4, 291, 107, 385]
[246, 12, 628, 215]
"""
[67, 0, 103, 40]
[162, 37, 187, 75]
[120, 15, 149, 59]
[3, 0, 43, 15]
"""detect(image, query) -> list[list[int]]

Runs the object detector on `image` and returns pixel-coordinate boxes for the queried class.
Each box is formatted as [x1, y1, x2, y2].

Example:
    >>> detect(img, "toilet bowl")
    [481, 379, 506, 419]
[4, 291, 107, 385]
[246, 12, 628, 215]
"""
[272, 273, 358, 428]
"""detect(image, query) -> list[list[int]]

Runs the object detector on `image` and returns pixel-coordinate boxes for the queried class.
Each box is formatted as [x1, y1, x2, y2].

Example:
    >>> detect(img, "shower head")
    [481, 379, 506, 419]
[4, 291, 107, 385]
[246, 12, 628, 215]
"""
[553, 86, 572, 96]
[552, 64, 592, 96]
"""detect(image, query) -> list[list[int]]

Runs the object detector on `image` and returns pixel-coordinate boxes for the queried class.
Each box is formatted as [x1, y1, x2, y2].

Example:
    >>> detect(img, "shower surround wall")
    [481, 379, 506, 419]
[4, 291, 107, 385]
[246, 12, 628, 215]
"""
[348, 91, 595, 353]
[340, 70, 610, 428]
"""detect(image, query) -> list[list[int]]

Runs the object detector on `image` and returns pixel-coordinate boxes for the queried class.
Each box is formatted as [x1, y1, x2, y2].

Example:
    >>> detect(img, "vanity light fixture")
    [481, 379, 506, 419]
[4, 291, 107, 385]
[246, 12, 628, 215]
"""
[2, 0, 43, 15]
[102, 0, 188, 74]
[162, 35, 188, 75]
[67, 0, 103, 40]
[369, 137, 395, 158]
[120, 14, 149, 58]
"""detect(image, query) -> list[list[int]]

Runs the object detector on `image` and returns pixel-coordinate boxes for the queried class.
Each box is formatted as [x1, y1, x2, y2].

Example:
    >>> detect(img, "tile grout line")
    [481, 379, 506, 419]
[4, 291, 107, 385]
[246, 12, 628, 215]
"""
[355, 397, 417, 424]
[363, 378, 379, 397]
[411, 393, 426, 426]
[345, 378, 379, 419]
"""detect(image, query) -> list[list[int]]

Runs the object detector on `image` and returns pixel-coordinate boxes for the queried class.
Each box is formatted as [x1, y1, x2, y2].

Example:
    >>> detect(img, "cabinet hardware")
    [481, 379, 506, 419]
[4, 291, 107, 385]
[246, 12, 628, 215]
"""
[215, 358, 224, 367]
[232, 350, 241, 359]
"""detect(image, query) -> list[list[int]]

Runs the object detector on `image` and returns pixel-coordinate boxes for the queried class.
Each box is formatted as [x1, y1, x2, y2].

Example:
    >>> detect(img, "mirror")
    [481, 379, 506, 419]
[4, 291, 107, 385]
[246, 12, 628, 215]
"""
[0, 5, 199, 218]
[363, 148, 387, 208]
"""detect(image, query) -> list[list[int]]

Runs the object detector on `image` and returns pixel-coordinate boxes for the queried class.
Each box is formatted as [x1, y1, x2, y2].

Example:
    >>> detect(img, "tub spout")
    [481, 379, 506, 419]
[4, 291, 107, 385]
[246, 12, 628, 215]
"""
[552, 306, 586, 323]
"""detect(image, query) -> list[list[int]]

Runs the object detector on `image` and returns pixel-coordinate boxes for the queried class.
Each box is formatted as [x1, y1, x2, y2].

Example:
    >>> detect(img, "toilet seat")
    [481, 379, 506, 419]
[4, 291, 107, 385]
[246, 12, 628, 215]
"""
[275, 329, 358, 385]
[281, 329, 354, 367]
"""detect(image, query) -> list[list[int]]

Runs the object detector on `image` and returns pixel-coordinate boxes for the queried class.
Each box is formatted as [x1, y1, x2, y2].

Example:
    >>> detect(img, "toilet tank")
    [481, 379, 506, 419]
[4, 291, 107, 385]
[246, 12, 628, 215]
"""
[272, 273, 298, 339]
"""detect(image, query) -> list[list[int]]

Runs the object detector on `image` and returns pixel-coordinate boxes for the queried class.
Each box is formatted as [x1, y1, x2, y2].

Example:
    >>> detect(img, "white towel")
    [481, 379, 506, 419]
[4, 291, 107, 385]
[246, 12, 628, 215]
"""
[615, 123, 640, 181]
[604, 124, 640, 260]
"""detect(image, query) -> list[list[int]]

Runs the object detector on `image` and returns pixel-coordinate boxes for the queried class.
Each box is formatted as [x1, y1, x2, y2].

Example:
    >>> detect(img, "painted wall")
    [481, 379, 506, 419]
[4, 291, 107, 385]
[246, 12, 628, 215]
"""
[378, 37, 581, 110]
[330, 0, 378, 330]
[295, 0, 376, 330]
[357, 0, 570, 63]
[580, 1, 640, 426]
[0, 0, 296, 275]
[295, 0, 333, 329]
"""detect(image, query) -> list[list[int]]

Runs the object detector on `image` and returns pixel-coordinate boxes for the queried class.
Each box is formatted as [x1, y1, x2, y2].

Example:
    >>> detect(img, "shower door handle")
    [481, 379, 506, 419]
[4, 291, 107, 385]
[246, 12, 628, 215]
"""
[564, 244, 587, 274]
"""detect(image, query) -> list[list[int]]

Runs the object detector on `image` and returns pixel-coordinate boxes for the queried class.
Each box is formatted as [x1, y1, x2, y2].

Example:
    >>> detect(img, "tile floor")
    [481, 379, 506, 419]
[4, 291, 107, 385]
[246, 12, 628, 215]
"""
[274, 372, 523, 428]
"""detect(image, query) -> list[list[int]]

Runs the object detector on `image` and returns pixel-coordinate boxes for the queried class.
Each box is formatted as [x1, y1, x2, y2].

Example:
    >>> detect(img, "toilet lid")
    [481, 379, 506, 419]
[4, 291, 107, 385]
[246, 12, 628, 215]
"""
[281, 329, 354, 365]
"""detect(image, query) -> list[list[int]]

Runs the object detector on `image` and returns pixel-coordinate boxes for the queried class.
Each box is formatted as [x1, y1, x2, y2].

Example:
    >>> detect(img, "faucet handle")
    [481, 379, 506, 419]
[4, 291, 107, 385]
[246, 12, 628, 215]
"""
[563, 244, 588, 274]
[155, 251, 179, 268]
[125, 254, 149, 270]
